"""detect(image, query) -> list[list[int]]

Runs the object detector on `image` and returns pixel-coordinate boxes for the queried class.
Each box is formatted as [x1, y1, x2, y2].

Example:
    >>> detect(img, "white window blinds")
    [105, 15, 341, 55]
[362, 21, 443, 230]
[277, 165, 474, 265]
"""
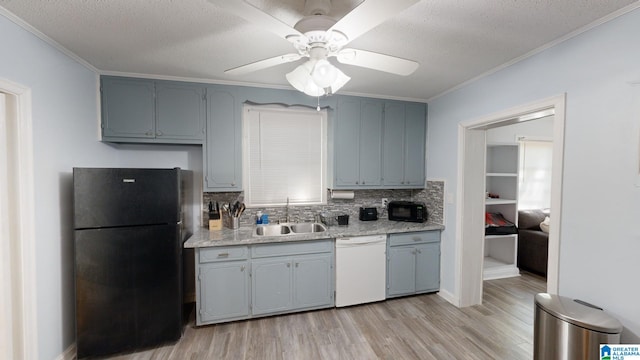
[243, 105, 327, 206]
[518, 139, 553, 210]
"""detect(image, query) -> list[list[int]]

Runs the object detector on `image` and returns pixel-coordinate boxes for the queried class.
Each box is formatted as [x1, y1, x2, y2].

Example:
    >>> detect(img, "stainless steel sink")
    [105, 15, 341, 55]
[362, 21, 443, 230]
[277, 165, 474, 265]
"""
[290, 222, 327, 234]
[254, 222, 327, 236]
[255, 224, 291, 236]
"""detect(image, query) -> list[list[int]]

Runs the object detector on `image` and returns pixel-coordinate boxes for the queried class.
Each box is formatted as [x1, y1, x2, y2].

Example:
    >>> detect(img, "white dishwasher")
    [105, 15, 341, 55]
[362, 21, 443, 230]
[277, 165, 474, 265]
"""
[335, 235, 387, 307]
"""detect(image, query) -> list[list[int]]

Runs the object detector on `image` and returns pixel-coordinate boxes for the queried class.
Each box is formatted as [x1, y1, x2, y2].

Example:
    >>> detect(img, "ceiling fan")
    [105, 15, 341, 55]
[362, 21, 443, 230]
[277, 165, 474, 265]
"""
[209, 0, 420, 96]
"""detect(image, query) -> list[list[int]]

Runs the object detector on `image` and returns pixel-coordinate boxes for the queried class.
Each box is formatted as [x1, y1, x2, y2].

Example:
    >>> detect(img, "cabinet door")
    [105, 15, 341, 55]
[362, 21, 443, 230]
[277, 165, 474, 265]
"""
[198, 261, 249, 324]
[415, 242, 440, 293]
[292, 254, 333, 309]
[403, 103, 426, 186]
[387, 246, 416, 296]
[334, 97, 361, 186]
[359, 100, 383, 186]
[382, 102, 406, 186]
[156, 82, 205, 141]
[205, 88, 241, 191]
[101, 77, 155, 139]
[252, 258, 292, 315]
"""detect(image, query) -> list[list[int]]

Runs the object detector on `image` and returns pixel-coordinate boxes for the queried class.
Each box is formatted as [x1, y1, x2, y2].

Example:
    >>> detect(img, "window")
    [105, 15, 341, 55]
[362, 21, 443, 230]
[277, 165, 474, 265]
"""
[518, 139, 553, 209]
[242, 105, 327, 206]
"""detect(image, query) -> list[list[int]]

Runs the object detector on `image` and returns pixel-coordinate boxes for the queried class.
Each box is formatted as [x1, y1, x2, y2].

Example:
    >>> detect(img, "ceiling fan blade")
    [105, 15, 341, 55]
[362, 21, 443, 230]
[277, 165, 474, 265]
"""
[225, 53, 303, 75]
[208, 0, 305, 41]
[329, 0, 420, 45]
[336, 49, 419, 76]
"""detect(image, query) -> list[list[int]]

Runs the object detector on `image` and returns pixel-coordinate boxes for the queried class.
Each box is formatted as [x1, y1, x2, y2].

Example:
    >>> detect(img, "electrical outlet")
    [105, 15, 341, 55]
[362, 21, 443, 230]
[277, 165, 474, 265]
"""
[382, 198, 388, 208]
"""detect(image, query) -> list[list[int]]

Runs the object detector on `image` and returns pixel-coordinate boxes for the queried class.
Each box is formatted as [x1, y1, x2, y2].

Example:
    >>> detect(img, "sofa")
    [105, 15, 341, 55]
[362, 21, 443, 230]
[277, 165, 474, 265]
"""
[517, 209, 550, 277]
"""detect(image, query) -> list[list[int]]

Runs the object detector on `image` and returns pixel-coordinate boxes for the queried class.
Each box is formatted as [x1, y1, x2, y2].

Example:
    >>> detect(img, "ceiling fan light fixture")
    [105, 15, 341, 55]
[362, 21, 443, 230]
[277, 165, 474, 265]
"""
[286, 61, 325, 96]
[311, 59, 338, 88]
[287, 59, 350, 97]
[326, 67, 350, 94]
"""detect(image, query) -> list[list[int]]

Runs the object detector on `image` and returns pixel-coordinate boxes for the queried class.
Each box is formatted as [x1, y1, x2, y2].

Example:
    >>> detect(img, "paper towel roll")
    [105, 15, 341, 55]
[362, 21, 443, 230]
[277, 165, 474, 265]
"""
[330, 190, 355, 199]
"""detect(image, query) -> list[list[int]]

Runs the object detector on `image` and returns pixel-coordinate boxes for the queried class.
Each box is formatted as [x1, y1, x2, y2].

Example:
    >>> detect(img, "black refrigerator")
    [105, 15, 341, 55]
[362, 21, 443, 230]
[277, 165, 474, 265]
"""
[73, 167, 192, 358]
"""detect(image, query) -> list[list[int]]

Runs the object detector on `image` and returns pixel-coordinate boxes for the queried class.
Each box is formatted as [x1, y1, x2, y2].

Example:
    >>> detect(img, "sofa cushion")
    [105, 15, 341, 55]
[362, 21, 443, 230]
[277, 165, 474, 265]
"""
[518, 209, 548, 230]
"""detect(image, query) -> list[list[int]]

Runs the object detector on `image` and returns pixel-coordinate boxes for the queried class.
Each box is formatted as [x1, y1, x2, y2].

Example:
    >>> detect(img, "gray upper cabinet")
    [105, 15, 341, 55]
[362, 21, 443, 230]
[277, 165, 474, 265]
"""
[334, 96, 426, 190]
[334, 97, 383, 188]
[101, 76, 205, 143]
[382, 101, 426, 187]
[155, 81, 206, 141]
[101, 77, 155, 139]
[204, 87, 242, 191]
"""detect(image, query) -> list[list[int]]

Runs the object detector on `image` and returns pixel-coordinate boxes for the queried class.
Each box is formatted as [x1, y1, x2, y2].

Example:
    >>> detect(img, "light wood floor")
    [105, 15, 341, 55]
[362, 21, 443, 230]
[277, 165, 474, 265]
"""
[107, 272, 546, 360]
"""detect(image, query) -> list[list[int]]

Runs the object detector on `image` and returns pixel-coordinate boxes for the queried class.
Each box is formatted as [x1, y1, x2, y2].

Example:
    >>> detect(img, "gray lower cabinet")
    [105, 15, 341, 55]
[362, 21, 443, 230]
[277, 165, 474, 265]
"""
[387, 231, 440, 298]
[100, 76, 205, 143]
[195, 239, 334, 325]
[196, 246, 250, 325]
[251, 240, 334, 316]
[252, 253, 334, 315]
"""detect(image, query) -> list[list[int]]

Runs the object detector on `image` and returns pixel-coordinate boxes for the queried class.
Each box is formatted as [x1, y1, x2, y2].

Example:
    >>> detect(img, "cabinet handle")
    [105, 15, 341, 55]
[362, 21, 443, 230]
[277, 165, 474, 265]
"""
[416, 249, 422, 254]
[231, 182, 236, 186]
[156, 130, 164, 136]
[145, 131, 153, 136]
[411, 249, 416, 255]
[295, 262, 299, 268]
[355, 181, 359, 184]
[240, 265, 245, 271]
[362, 181, 366, 184]
[287, 263, 291, 268]
[217, 252, 229, 258]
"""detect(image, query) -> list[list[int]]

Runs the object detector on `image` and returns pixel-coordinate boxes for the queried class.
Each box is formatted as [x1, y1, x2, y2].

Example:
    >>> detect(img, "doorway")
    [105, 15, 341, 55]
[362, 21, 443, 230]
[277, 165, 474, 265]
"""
[0, 79, 37, 359]
[456, 95, 565, 307]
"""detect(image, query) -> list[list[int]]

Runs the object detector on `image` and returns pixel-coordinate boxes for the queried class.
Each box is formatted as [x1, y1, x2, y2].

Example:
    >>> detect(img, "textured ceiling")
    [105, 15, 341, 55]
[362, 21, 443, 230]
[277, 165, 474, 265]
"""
[0, 0, 638, 101]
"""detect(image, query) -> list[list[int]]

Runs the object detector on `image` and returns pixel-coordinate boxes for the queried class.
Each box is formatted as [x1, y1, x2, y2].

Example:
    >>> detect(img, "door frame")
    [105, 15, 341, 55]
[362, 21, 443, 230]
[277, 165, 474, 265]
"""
[0, 77, 38, 359]
[456, 94, 565, 306]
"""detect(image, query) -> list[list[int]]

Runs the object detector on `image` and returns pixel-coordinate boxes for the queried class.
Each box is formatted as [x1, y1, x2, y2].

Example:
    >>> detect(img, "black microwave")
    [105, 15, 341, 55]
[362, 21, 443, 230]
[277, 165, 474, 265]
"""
[388, 201, 427, 223]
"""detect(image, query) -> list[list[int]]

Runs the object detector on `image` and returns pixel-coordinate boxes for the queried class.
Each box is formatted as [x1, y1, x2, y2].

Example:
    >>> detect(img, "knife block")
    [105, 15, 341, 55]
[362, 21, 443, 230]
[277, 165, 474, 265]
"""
[209, 218, 222, 231]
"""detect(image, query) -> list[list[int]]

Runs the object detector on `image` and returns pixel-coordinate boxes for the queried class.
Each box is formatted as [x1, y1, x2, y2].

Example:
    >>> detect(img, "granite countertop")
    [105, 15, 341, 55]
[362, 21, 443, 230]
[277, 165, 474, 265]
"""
[184, 219, 445, 248]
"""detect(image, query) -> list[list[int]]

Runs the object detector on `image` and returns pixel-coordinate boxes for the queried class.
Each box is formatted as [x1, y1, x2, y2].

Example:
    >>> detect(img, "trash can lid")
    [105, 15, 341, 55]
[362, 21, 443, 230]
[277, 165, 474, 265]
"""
[535, 293, 622, 334]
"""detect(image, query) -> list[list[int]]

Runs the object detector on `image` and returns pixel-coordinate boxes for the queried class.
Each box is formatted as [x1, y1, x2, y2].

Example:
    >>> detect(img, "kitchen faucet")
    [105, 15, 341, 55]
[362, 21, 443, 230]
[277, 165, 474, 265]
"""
[285, 197, 290, 223]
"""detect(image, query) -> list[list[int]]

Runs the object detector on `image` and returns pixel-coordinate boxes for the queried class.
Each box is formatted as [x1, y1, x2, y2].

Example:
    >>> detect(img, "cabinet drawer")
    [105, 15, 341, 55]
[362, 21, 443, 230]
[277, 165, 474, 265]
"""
[251, 239, 333, 258]
[389, 231, 439, 246]
[199, 246, 248, 263]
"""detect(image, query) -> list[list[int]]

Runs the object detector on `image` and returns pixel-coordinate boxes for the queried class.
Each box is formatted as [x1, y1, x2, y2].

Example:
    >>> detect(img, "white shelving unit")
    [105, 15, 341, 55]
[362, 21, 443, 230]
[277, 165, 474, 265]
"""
[484, 143, 520, 280]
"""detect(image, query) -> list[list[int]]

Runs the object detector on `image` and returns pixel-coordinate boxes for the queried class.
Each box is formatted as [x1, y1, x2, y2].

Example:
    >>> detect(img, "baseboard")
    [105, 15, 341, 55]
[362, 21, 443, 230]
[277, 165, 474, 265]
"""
[437, 288, 459, 307]
[55, 343, 76, 360]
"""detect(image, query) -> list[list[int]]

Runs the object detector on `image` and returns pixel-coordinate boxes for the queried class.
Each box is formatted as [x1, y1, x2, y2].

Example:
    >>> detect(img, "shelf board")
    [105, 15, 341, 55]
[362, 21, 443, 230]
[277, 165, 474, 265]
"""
[483, 256, 520, 280]
[486, 172, 518, 177]
[485, 198, 517, 205]
[485, 234, 518, 240]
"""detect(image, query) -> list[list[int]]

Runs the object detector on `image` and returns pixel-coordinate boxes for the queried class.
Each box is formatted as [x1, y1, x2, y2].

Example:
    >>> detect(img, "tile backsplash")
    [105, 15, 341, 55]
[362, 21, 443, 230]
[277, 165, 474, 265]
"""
[203, 180, 444, 227]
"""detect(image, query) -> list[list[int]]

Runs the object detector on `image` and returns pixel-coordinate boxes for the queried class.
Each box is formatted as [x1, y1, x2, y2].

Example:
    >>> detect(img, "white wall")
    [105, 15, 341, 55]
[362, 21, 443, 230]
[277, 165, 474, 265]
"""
[0, 14, 203, 359]
[428, 7, 640, 340]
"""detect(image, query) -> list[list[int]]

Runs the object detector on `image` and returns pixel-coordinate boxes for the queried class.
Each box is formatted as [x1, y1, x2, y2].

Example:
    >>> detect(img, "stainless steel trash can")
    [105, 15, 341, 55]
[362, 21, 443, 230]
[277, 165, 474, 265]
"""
[534, 293, 622, 360]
